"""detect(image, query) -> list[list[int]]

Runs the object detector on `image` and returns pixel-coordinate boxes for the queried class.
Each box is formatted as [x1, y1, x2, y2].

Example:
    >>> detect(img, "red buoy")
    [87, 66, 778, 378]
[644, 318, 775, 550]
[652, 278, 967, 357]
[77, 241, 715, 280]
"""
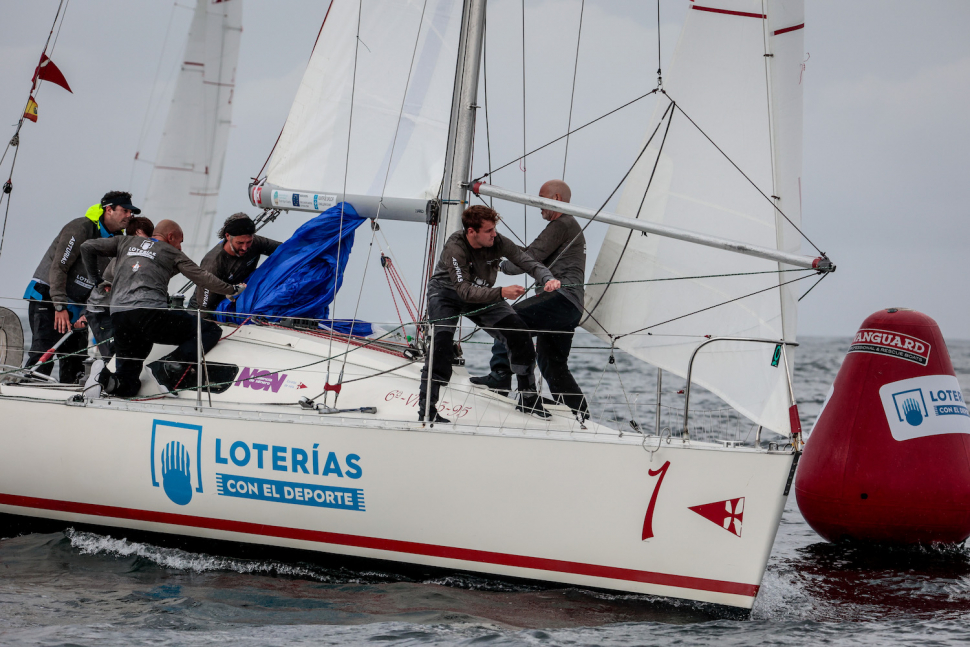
[795, 308, 970, 544]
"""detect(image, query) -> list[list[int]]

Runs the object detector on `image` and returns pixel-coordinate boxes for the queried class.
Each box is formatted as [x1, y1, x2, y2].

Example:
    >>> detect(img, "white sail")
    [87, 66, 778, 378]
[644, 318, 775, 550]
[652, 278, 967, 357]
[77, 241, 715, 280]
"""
[582, 0, 805, 434]
[265, 0, 464, 203]
[141, 0, 243, 262]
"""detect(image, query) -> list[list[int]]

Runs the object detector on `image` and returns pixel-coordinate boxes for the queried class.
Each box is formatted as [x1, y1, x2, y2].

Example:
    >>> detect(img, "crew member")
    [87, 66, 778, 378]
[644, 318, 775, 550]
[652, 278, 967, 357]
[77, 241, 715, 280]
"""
[85, 216, 155, 358]
[419, 205, 560, 423]
[23, 191, 136, 382]
[470, 180, 588, 420]
[81, 220, 245, 397]
[188, 213, 281, 316]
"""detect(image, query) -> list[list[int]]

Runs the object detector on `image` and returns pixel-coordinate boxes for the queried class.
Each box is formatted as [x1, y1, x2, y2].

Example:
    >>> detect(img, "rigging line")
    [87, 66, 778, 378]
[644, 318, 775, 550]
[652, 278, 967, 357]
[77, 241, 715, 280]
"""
[503, 97, 675, 339]
[671, 100, 825, 256]
[473, 88, 658, 183]
[0, 0, 68, 182]
[129, 2, 180, 188]
[562, 0, 585, 181]
[0, 141, 23, 261]
[29, 0, 68, 104]
[656, 0, 661, 85]
[797, 270, 829, 302]
[521, 0, 527, 247]
[253, 1, 334, 182]
[325, 0, 364, 374]
[583, 100, 675, 323]
[340, 0, 429, 372]
[548, 97, 674, 276]
[45, 0, 71, 64]
[615, 272, 815, 340]
[482, 8, 493, 208]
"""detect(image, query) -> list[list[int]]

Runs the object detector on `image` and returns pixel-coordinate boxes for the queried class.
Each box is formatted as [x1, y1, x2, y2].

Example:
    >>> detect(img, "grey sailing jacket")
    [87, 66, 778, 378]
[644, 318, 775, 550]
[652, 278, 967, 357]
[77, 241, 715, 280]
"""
[429, 230, 554, 304]
[81, 236, 238, 313]
[500, 214, 586, 313]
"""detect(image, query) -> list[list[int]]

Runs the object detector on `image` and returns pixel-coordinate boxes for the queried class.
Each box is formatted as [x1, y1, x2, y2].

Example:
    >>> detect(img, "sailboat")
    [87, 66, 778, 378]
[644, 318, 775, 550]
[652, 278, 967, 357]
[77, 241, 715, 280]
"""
[137, 0, 242, 262]
[0, 0, 833, 612]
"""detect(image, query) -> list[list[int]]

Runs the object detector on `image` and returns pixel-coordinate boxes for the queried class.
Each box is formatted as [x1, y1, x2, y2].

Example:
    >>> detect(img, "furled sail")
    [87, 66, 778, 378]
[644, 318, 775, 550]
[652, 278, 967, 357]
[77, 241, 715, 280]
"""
[141, 0, 242, 262]
[582, 0, 805, 434]
[262, 0, 463, 212]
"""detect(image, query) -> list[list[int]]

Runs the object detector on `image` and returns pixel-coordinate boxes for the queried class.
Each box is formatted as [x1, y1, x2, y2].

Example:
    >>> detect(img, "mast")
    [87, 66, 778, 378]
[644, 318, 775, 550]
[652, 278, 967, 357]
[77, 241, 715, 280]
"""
[437, 0, 487, 247]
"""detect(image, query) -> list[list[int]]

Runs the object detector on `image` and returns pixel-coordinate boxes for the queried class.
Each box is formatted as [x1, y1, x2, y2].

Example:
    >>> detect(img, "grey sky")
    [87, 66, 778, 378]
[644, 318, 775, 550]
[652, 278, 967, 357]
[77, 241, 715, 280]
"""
[0, 1, 967, 338]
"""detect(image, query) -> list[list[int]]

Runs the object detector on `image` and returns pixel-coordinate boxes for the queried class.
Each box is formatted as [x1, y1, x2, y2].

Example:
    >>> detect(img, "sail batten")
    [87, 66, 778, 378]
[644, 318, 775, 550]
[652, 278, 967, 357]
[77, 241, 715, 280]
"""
[142, 0, 242, 262]
[582, 0, 806, 434]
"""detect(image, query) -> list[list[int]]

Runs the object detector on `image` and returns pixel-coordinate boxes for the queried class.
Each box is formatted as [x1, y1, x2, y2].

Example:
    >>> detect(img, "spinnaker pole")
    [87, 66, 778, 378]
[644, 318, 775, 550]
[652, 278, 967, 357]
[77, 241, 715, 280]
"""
[472, 182, 833, 272]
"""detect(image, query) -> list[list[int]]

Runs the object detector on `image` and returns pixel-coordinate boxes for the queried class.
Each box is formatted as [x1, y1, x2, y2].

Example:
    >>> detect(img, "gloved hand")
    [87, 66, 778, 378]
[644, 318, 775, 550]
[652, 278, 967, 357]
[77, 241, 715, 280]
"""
[228, 283, 247, 301]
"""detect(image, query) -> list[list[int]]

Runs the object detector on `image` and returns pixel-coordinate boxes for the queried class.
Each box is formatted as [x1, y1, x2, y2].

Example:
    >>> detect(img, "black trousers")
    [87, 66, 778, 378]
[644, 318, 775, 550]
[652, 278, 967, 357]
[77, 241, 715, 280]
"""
[419, 284, 537, 416]
[23, 285, 87, 383]
[109, 308, 222, 397]
[488, 291, 587, 415]
[86, 311, 114, 359]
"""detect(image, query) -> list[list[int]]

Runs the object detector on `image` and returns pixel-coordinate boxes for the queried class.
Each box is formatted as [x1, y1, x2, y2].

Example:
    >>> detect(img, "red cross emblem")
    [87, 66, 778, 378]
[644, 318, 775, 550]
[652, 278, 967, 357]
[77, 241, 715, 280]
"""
[688, 497, 744, 537]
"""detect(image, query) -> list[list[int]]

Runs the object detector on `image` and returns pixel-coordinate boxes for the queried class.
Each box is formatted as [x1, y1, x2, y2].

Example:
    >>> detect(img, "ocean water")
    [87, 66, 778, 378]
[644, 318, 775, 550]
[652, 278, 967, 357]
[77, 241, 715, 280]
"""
[3, 336, 970, 646]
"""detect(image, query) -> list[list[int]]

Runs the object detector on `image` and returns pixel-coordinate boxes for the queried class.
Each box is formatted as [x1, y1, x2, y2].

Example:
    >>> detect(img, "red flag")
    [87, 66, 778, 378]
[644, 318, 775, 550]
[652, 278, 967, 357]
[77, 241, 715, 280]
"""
[23, 96, 39, 122]
[31, 54, 72, 93]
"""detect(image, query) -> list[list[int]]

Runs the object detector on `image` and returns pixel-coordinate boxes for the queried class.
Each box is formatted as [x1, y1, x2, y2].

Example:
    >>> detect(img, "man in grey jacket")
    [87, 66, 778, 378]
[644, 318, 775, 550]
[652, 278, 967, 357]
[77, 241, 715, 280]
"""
[23, 190, 135, 382]
[81, 220, 244, 397]
[419, 205, 560, 423]
[188, 213, 281, 316]
[470, 180, 588, 420]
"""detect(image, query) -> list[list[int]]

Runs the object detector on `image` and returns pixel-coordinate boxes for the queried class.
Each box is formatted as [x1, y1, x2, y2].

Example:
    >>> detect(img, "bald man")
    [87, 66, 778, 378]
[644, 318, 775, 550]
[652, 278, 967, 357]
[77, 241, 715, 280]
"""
[470, 180, 589, 420]
[80, 220, 246, 397]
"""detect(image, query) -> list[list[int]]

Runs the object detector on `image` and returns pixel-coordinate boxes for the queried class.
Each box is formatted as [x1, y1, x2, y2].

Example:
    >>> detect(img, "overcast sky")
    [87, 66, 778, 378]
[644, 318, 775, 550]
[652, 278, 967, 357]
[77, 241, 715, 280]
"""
[0, 1, 968, 339]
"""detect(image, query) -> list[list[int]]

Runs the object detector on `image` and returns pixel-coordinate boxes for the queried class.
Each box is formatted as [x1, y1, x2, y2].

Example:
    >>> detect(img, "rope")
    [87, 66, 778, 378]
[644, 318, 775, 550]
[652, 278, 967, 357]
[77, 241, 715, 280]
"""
[583, 99, 676, 322]
[520, 0, 528, 246]
[614, 272, 816, 340]
[338, 0, 429, 382]
[671, 100, 823, 256]
[797, 271, 829, 302]
[473, 88, 658, 183]
[0, 0, 71, 264]
[325, 0, 364, 376]
[562, 0, 585, 181]
[482, 9, 493, 208]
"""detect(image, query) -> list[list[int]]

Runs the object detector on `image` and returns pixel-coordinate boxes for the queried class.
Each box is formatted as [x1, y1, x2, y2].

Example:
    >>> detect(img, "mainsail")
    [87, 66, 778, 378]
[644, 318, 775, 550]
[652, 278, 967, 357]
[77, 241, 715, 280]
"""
[582, 0, 806, 434]
[141, 0, 243, 262]
[259, 0, 464, 217]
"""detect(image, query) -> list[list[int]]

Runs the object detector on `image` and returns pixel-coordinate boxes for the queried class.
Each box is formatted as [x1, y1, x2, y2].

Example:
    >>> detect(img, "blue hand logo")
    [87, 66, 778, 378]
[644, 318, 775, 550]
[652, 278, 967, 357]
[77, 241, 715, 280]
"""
[161, 440, 193, 505]
[902, 397, 924, 426]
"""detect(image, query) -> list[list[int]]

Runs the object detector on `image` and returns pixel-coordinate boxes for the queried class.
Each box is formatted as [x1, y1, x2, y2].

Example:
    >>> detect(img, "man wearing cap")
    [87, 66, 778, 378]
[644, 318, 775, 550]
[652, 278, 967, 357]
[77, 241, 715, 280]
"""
[22, 190, 136, 382]
[81, 219, 246, 397]
[188, 213, 281, 317]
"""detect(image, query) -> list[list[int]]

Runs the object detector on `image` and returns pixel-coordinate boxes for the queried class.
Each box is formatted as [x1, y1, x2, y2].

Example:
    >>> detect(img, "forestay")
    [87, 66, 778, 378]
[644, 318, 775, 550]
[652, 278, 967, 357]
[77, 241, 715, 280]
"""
[582, 0, 805, 434]
[141, 0, 242, 262]
[265, 0, 464, 207]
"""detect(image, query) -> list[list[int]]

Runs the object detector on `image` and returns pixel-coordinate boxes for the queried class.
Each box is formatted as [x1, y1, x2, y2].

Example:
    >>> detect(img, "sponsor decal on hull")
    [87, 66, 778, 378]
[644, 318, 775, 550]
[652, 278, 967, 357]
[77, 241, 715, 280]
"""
[848, 328, 931, 365]
[879, 375, 970, 441]
[150, 420, 204, 506]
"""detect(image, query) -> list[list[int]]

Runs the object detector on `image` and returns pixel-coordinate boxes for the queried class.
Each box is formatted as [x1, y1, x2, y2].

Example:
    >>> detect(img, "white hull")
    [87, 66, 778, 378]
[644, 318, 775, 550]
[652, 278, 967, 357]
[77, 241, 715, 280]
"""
[0, 326, 794, 610]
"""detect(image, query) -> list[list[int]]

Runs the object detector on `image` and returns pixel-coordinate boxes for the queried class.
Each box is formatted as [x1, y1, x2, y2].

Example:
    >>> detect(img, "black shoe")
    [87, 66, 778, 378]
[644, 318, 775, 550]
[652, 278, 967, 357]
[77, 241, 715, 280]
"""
[418, 411, 451, 424]
[148, 360, 188, 392]
[517, 391, 551, 418]
[469, 372, 512, 397]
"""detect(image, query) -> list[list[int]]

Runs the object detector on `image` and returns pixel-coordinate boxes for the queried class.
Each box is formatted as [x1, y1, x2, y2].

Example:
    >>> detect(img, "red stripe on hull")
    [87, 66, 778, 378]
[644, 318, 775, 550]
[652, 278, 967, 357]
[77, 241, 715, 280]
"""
[692, 5, 766, 19]
[0, 492, 759, 598]
[774, 23, 805, 35]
